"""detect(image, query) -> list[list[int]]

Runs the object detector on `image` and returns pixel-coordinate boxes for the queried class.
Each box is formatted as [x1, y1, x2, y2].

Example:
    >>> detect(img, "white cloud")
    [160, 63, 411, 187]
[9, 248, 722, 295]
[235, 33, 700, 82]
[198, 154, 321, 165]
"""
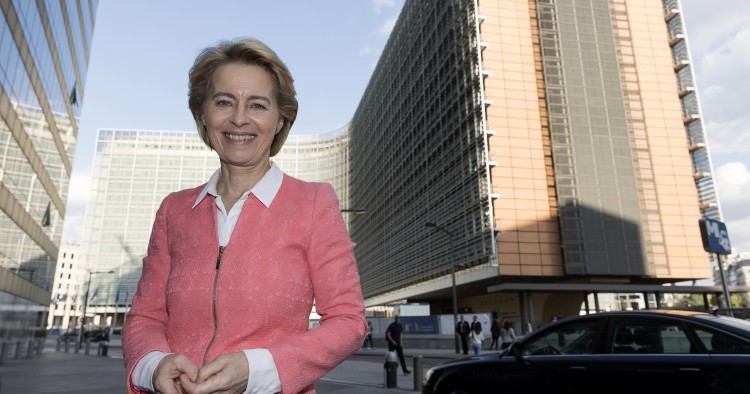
[372, 0, 397, 13]
[359, 46, 373, 57]
[681, 0, 750, 253]
[704, 118, 750, 155]
[715, 162, 750, 253]
[61, 171, 91, 244]
[694, 25, 750, 125]
[716, 162, 750, 205]
[681, 0, 750, 56]
[376, 14, 399, 37]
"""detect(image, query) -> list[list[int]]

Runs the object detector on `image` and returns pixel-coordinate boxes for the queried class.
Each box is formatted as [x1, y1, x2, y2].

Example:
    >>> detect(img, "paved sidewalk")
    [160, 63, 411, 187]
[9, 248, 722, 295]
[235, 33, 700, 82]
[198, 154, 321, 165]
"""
[0, 338, 467, 393]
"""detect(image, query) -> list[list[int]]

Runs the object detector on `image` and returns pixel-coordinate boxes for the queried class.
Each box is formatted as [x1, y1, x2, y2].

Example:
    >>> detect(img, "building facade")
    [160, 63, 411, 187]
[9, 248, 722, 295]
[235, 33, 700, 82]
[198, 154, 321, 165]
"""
[349, 0, 722, 325]
[0, 0, 96, 340]
[46, 243, 84, 331]
[79, 127, 349, 326]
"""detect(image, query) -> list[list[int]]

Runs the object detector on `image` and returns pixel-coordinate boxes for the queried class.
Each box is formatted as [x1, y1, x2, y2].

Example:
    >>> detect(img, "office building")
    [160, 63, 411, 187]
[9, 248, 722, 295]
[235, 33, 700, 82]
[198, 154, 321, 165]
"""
[0, 1, 96, 339]
[79, 127, 348, 326]
[47, 243, 84, 331]
[349, 0, 729, 325]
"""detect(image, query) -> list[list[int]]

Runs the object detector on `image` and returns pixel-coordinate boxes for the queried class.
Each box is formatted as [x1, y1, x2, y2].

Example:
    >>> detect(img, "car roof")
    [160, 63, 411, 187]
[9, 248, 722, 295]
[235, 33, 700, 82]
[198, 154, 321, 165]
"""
[555, 309, 750, 336]
[573, 309, 708, 318]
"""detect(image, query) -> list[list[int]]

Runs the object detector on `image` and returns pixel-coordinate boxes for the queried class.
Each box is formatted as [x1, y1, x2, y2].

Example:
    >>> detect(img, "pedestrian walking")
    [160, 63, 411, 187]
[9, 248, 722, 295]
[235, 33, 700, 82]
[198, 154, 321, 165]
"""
[469, 323, 485, 356]
[501, 320, 517, 350]
[456, 315, 471, 355]
[490, 319, 501, 350]
[363, 321, 374, 349]
[386, 315, 411, 375]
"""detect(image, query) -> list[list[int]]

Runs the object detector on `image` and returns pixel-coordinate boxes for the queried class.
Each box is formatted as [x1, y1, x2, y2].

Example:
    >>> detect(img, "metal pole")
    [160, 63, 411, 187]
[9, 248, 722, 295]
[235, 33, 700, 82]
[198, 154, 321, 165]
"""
[451, 258, 459, 354]
[716, 254, 733, 317]
[112, 283, 118, 336]
[426, 222, 461, 354]
[76, 274, 92, 351]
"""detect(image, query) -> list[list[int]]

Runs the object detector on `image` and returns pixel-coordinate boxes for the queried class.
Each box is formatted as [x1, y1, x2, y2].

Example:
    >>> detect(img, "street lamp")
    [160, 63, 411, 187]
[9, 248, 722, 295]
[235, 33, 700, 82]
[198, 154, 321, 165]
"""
[425, 221, 461, 354]
[76, 270, 114, 350]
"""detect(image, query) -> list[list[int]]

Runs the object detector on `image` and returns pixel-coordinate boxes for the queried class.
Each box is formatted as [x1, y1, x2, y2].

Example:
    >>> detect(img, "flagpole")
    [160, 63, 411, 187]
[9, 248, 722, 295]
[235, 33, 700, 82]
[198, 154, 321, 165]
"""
[112, 283, 119, 335]
[76, 270, 113, 351]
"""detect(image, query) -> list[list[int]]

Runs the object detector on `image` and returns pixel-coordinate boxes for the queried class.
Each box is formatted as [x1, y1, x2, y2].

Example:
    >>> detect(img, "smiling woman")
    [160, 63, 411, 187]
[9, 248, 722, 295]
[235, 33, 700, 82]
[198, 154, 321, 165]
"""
[121, 38, 367, 394]
[201, 63, 285, 210]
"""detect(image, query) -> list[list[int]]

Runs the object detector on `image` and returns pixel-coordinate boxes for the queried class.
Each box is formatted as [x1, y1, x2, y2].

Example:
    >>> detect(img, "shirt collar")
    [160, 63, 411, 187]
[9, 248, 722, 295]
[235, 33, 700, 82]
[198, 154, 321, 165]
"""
[193, 162, 283, 209]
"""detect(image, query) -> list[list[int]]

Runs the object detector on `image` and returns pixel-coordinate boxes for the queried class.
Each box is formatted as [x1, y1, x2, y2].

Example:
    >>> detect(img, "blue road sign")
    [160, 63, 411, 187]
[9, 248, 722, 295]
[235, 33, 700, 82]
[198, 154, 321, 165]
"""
[699, 218, 732, 255]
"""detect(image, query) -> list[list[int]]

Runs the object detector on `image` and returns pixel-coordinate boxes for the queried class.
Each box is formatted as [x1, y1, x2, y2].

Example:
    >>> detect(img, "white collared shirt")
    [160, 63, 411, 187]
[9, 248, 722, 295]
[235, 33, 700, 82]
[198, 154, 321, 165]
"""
[132, 162, 283, 394]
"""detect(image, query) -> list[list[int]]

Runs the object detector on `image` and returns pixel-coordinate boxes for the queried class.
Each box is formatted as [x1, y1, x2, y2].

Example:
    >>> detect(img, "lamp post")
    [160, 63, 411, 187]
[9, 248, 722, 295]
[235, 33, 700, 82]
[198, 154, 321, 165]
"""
[76, 270, 114, 350]
[425, 221, 461, 354]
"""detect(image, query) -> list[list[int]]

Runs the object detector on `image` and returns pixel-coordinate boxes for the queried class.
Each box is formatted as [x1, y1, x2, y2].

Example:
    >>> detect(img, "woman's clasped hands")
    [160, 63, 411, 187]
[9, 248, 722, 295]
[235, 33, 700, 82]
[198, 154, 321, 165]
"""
[153, 352, 249, 394]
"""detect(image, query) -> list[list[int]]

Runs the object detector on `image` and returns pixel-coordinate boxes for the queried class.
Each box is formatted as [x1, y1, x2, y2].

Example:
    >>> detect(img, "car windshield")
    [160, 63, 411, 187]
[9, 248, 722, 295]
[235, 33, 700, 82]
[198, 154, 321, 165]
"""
[522, 318, 604, 355]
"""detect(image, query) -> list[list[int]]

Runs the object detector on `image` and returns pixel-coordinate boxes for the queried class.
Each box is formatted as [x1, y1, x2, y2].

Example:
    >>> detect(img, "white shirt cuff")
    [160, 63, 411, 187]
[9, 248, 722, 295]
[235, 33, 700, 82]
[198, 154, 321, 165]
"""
[242, 348, 281, 394]
[132, 351, 169, 392]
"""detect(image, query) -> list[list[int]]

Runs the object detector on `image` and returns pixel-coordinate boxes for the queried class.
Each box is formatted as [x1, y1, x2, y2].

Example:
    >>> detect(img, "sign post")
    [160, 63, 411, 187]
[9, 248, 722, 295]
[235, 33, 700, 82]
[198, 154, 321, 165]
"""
[699, 218, 733, 316]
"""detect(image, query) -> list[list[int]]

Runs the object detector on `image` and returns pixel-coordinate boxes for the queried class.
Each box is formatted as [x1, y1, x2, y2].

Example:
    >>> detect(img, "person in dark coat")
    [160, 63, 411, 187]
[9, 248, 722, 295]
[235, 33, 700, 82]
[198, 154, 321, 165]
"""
[456, 315, 471, 355]
[490, 319, 501, 350]
[386, 315, 411, 375]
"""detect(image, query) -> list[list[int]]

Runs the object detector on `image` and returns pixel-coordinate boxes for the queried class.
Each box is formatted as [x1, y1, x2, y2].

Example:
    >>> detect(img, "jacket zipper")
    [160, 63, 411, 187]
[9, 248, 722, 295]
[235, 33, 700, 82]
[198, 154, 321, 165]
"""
[202, 245, 225, 365]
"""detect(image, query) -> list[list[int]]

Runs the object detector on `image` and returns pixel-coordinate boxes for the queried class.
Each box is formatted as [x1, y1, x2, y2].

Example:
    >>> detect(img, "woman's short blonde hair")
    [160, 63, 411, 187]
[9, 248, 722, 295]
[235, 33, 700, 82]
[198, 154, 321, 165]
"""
[188, 38, 298, 156]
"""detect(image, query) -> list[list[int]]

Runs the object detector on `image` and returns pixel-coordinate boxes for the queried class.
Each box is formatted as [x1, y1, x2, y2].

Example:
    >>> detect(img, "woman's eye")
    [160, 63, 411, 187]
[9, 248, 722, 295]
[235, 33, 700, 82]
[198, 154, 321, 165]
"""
[215, 100, 232, 108]
[250, 103, 267, 111]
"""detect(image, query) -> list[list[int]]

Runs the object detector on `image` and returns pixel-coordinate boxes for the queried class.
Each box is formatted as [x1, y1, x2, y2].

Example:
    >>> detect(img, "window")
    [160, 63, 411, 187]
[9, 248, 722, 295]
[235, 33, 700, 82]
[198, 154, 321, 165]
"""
[523, 319, 604, 355]
[693, 328, 750, 354]
[610, 320, 692, 354]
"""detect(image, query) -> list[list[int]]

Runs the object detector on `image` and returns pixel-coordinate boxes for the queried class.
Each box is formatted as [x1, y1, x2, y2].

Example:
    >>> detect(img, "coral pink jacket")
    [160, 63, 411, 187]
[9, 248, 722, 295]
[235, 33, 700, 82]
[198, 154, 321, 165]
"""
[122, 175, 367, 394]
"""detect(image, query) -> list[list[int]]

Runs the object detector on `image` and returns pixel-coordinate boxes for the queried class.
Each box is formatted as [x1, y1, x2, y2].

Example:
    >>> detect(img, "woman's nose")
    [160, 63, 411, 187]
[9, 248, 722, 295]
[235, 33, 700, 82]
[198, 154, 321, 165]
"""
[231, 106, 249, 126]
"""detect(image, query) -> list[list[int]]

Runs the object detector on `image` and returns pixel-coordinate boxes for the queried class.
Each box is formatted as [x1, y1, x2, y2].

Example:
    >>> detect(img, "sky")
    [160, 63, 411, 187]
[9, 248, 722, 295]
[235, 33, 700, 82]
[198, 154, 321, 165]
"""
[62, 0, 750, 255]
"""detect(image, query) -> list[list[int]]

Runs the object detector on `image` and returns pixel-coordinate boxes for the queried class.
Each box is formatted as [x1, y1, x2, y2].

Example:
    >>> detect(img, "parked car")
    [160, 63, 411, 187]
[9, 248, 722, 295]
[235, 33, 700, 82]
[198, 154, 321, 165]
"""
[423, 310, 750, 394]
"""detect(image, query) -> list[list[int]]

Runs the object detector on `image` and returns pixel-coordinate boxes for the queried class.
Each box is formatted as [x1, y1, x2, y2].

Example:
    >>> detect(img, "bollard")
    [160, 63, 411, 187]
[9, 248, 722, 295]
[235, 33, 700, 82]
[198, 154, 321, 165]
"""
[384, 351, 398, 388]
[27, 340, 34, 358]
[15, 341, 23, 359]
[98, 342, 109, 357]
[413, 355, 423, 391]
[37, 339, 44, 356]
[64, 338, 70, 353]
[85, 339, 92, 355]
[56, 337, 62, 352]
[0, 341, 7, 364]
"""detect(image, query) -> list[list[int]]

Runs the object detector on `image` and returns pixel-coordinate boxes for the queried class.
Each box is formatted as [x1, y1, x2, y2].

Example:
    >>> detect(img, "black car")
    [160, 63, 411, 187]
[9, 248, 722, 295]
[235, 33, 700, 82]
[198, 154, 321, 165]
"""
[423, 310, 750, 394]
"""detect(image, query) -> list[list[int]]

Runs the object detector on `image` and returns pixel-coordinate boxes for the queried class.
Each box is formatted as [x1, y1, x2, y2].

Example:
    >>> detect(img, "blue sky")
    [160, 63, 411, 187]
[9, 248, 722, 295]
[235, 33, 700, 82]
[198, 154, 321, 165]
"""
[63, 0, 750, 255]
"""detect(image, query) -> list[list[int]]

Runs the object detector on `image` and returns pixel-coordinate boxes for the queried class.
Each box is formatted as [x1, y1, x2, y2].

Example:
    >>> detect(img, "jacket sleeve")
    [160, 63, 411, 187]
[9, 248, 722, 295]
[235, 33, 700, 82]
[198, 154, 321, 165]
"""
[122, 195, 174, 394]
[267, 184, 367, 393]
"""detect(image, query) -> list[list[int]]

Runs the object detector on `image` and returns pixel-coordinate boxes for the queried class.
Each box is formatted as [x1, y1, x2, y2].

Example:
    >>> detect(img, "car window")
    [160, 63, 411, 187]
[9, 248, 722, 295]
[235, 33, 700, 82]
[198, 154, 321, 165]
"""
[612, 320, 693, 354]
[693, 328, 750, 354]
[523, 319, 603, 356]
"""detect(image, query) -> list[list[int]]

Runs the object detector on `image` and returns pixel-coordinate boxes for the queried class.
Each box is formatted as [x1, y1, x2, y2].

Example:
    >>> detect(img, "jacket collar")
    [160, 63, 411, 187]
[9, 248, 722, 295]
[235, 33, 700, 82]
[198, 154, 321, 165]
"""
[192, 161, 283, 209]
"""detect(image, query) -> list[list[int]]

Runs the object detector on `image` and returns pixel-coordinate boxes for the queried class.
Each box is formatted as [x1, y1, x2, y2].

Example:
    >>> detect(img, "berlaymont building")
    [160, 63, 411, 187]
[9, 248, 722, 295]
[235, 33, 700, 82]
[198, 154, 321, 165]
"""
[76, 0, 748, 332]
[0, 1, 97, 340]
[348, 0, 746, 329]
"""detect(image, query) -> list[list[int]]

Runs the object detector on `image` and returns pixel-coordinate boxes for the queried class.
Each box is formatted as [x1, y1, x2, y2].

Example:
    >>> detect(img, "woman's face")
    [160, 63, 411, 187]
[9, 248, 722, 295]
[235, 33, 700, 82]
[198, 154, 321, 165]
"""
[202, 63, 283, 169]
